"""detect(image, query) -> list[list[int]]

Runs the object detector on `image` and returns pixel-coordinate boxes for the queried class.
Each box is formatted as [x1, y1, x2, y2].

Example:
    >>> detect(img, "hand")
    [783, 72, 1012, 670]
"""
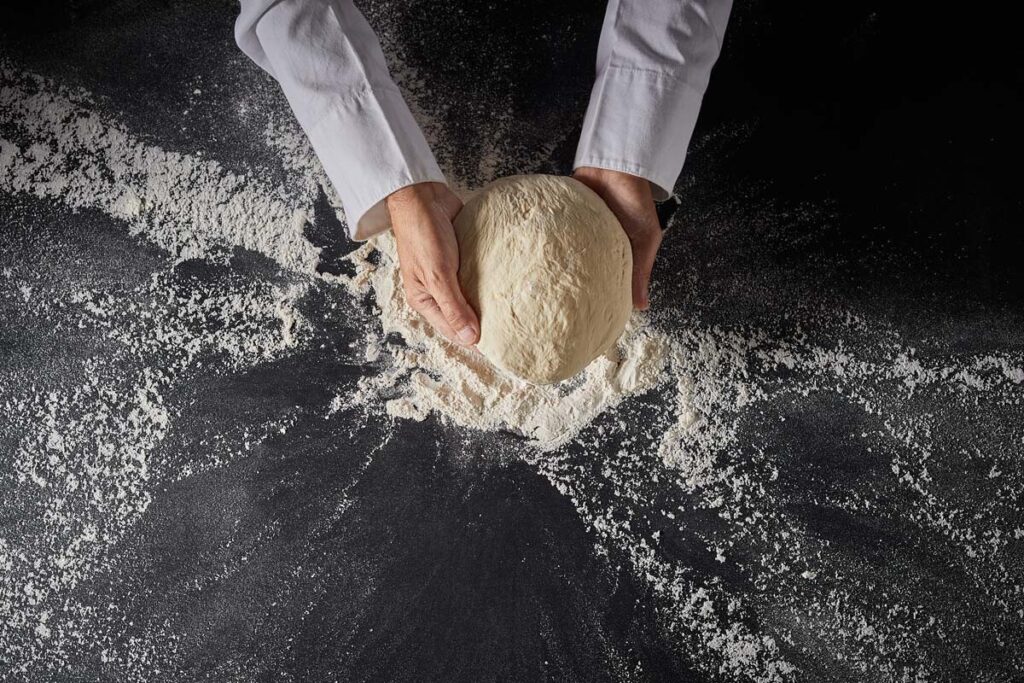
[386, 182, 481, 345]
[573, 167, 663, 310]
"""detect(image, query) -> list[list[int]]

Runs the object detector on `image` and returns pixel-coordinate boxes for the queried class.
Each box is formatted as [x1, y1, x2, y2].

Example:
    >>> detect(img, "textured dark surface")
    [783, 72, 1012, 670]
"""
[2, 1, 1023, 681]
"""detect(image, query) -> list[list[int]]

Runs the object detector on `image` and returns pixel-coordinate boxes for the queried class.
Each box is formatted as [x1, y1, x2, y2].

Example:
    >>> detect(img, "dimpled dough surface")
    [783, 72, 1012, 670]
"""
[454, 174, 633, 384]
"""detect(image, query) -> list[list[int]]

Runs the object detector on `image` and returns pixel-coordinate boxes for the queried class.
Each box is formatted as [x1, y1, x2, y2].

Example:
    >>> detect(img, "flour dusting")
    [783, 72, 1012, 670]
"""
[0, 60, 319, 273]
[332, 236, 670, 449]
[2, 55, 1023, 683]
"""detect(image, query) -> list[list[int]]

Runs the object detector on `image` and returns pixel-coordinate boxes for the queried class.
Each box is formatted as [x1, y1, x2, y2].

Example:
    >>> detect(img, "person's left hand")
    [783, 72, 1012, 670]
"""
[573, 167, 663, 310]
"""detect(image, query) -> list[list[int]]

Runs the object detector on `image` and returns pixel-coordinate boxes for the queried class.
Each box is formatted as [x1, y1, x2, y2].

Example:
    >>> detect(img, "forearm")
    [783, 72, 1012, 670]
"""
[575, 0, 733, 199]
[235, 0, 444, 239]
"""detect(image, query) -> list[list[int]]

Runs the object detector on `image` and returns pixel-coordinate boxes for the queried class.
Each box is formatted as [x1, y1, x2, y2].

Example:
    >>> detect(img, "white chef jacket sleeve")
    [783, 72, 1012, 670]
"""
[574, 0, 733, 200]
[235, 0, 446, 240]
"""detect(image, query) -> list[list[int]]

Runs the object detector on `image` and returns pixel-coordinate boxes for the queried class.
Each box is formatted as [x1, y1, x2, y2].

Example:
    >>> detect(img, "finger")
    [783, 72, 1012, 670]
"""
[630, 230, 662, 310]
[427, 273, 480, 345]
[409, 291, 459, 342]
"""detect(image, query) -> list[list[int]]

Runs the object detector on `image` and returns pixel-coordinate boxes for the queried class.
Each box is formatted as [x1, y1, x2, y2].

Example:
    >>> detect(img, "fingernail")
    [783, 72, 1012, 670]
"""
[457, 326, 476, 345]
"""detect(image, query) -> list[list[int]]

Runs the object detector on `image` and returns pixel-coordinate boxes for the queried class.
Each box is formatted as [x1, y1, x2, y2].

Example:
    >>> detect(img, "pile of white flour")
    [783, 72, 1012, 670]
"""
[331, 236, 670, 448]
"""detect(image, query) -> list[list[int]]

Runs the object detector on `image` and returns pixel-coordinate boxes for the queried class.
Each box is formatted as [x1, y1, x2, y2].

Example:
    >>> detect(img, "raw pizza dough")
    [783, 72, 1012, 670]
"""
[454, 174, 632, 384]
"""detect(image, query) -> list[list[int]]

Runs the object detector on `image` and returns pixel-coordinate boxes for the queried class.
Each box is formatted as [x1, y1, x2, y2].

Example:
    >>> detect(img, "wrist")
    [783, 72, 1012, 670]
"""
[387, 181, 442, 210]
[386, 181, 461, 237]
[573, 166, 653, 203]
[387, 182, 444, 232]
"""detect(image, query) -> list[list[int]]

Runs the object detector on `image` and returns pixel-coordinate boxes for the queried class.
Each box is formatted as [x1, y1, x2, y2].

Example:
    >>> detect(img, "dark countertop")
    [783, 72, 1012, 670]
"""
[1, 2, 1022, 681]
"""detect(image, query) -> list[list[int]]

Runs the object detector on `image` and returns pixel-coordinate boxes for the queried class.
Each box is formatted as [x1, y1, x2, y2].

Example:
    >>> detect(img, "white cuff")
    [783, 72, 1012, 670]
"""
[574, 66, 705, 201]
[305, 84, 446, 240]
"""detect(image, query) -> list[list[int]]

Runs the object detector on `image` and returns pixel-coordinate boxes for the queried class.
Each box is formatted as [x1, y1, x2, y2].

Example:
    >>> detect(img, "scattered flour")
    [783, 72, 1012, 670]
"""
[333, 236, 670, 449]
[0, 60, 320, 273]
[1, 266, 304, 677]
[2, 58, 1023, 682]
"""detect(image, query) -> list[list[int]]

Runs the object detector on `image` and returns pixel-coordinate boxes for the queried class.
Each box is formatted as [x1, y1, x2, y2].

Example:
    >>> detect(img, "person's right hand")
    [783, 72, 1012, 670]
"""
[386, 182, 481, 346]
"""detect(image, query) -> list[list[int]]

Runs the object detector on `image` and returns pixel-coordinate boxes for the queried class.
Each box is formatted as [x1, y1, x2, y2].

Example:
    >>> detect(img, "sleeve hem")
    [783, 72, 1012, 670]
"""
[571, 159, 673, 202]
[350, 174, 447, 241]
[574, 65, 705, 200]
[304, 84, 445, 239]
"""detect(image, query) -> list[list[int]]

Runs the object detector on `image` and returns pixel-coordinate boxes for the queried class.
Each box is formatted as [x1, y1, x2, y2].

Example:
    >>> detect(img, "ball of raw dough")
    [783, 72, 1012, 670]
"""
[454, 174, 632, 384]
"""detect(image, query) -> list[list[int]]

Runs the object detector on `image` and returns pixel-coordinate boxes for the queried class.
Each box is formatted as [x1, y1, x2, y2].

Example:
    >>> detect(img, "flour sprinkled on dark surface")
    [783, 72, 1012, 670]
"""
[1, 1, 1023, 681]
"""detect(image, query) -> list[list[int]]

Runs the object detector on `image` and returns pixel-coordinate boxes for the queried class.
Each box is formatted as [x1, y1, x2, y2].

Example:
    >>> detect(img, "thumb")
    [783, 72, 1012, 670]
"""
[429, 273, 480, 345]
[631, 231, 661, 310]
[632, 259, 652, 310]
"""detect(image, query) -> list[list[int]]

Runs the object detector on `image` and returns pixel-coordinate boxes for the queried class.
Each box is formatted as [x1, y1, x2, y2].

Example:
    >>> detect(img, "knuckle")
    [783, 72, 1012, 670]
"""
[444, 308, 470, 327]
[404, 288, 429, 312]
[423, 267, 451, 288]
[430, 287, 454, 308]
